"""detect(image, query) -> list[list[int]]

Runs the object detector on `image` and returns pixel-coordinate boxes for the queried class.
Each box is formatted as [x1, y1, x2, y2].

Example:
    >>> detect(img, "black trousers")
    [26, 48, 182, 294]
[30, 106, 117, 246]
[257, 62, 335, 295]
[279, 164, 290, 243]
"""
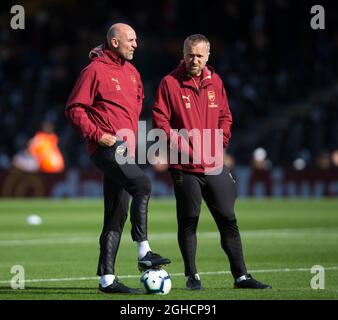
[91, 143, 151, 276]
[171, 166, 247, 279]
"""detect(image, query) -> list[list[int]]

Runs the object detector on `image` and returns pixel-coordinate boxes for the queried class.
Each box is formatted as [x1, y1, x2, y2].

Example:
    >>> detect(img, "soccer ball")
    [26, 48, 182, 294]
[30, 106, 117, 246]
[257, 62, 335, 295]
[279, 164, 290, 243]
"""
[26, 214, 42, 225]
[140, 269, 172, 295]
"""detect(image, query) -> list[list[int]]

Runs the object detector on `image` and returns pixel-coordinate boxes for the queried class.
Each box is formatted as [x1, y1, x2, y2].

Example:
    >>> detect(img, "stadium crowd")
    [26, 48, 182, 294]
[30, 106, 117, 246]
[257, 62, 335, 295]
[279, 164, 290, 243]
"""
[1, 0, 337, 171]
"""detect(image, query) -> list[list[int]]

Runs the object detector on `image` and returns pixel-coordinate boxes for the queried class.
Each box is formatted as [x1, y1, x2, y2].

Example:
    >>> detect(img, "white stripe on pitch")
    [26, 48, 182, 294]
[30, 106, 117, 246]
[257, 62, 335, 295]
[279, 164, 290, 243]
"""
[0, 228, 337, 246]
[0, 266, 337, 284]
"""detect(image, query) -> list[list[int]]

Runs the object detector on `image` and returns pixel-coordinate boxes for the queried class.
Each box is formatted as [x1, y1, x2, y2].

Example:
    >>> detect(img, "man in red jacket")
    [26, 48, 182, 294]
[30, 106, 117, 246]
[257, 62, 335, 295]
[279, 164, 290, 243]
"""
[66, 23, 170, 294]
[153, 34, 271, 290]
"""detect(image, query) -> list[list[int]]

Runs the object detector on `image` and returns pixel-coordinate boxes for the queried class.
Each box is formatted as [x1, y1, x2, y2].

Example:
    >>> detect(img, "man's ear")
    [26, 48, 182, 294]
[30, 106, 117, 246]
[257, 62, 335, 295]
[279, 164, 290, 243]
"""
[111, 38, 119, 49]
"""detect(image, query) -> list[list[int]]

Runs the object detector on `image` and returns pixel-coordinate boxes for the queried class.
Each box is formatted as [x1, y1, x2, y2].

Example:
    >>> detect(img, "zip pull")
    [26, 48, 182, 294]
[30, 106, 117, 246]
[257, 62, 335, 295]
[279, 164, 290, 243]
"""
[191, 77, 200, 94]
[191, 74, 211, 94]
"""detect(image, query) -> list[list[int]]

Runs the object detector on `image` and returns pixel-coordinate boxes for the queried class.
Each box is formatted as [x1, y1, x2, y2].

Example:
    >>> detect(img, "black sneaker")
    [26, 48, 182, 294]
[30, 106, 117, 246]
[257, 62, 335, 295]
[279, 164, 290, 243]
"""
[98, 278, 141, 294]
[186, 274, 203, 290]
[138, 251, 171, 271]
[234, 274, 272, 289]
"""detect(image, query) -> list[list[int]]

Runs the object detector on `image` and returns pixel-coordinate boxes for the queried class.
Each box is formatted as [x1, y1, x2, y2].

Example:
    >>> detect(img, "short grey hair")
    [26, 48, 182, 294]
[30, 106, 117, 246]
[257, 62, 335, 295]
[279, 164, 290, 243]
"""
[183, 34, 210, 52]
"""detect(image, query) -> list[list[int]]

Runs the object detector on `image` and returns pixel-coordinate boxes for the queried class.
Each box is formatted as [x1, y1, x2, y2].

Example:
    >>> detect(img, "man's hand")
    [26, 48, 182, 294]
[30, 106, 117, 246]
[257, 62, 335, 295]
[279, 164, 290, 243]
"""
[98, 133, 117, 147]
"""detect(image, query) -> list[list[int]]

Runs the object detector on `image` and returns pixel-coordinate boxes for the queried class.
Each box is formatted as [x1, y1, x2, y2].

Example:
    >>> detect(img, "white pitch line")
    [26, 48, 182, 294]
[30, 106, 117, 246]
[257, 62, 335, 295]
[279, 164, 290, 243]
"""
[0, 236, 98, 246]
[0, 228, 337, 246]
[0, 266, 337, 285]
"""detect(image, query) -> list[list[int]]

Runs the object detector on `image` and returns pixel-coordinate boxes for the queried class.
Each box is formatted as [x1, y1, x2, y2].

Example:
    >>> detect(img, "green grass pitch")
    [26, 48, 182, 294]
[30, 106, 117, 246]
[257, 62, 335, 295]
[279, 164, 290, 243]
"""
[0, 198, 337, 300]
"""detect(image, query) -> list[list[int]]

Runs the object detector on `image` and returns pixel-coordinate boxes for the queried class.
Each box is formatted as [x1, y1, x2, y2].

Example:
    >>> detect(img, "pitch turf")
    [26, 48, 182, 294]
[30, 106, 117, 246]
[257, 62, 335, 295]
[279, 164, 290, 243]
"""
[0, 198, 337, 300]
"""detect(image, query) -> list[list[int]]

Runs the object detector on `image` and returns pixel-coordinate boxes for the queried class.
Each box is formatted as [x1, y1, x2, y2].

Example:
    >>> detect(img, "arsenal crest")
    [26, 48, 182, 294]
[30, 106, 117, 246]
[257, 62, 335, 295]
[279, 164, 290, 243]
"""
[208, 91, 215, 102]
[207, 91, 218, 108]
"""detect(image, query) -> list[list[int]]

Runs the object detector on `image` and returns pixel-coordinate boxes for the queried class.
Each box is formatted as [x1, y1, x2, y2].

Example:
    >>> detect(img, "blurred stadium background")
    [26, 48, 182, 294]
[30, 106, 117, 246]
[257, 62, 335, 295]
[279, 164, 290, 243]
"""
[0, 0, 337, 301]
[0, 0, 337, 198]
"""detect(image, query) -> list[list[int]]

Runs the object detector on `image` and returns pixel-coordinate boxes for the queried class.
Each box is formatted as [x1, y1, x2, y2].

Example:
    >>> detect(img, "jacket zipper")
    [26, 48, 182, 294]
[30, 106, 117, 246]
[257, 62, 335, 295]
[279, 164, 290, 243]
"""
[191, 75, 211, 94]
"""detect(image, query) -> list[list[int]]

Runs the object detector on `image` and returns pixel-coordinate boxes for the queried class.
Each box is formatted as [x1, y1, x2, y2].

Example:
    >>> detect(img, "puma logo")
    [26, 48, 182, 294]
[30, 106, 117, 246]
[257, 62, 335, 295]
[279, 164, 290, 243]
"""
[111, 77, 121, 90]
[182, 94, 190, 102]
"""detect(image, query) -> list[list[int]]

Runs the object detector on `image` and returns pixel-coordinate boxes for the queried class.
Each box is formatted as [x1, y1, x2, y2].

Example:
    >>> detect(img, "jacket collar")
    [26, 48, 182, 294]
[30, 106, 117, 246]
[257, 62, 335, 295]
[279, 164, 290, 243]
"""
[88, 43, 125, 66]
[104, 47, 125, 65]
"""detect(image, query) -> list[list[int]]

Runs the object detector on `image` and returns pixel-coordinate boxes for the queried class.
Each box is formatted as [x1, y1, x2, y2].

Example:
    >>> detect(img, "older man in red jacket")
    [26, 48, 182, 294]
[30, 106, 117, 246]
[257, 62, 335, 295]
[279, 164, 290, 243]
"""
[153, 34, 271, 290]
[66, 23, 170, 294]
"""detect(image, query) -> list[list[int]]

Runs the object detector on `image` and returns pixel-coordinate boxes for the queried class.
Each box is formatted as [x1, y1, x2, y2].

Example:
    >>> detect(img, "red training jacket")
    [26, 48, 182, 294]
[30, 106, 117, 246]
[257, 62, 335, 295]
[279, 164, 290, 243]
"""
[65, 44, 144, 155]
[153, 61, 232, 173]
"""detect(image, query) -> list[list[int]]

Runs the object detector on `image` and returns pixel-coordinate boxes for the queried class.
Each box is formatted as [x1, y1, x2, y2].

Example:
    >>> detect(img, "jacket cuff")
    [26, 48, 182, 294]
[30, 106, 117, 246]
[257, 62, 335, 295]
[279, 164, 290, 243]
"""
[93, 127, 105, 143]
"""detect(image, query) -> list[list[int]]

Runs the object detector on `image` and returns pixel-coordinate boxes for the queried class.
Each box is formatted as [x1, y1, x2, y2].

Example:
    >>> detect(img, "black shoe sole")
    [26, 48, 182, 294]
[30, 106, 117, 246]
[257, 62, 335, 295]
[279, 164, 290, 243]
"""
[233, 285, 272, 289]
[138, 263, 170, 272]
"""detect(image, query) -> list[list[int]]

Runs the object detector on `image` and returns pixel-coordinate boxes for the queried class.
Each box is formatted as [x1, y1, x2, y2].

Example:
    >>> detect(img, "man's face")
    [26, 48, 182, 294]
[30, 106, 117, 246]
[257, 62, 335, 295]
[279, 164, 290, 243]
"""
[114, 29, 137, 60]
[184, 41, 209, 77]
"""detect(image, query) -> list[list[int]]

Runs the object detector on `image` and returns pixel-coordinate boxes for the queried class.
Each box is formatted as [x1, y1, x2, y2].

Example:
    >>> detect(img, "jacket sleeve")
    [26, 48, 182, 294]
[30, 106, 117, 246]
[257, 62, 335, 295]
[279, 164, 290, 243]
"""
[218, 85, 233, 148]
[65, 66, 105, 143]
[137, 73, 144, 118]
[152, 79, 192, 156]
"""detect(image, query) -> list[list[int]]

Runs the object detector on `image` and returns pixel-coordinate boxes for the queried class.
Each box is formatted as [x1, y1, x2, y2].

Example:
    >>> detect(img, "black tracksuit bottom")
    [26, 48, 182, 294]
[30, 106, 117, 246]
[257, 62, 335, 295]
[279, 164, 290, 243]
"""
[91, 143, 150, 276]
[171, 166, 247, 279]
